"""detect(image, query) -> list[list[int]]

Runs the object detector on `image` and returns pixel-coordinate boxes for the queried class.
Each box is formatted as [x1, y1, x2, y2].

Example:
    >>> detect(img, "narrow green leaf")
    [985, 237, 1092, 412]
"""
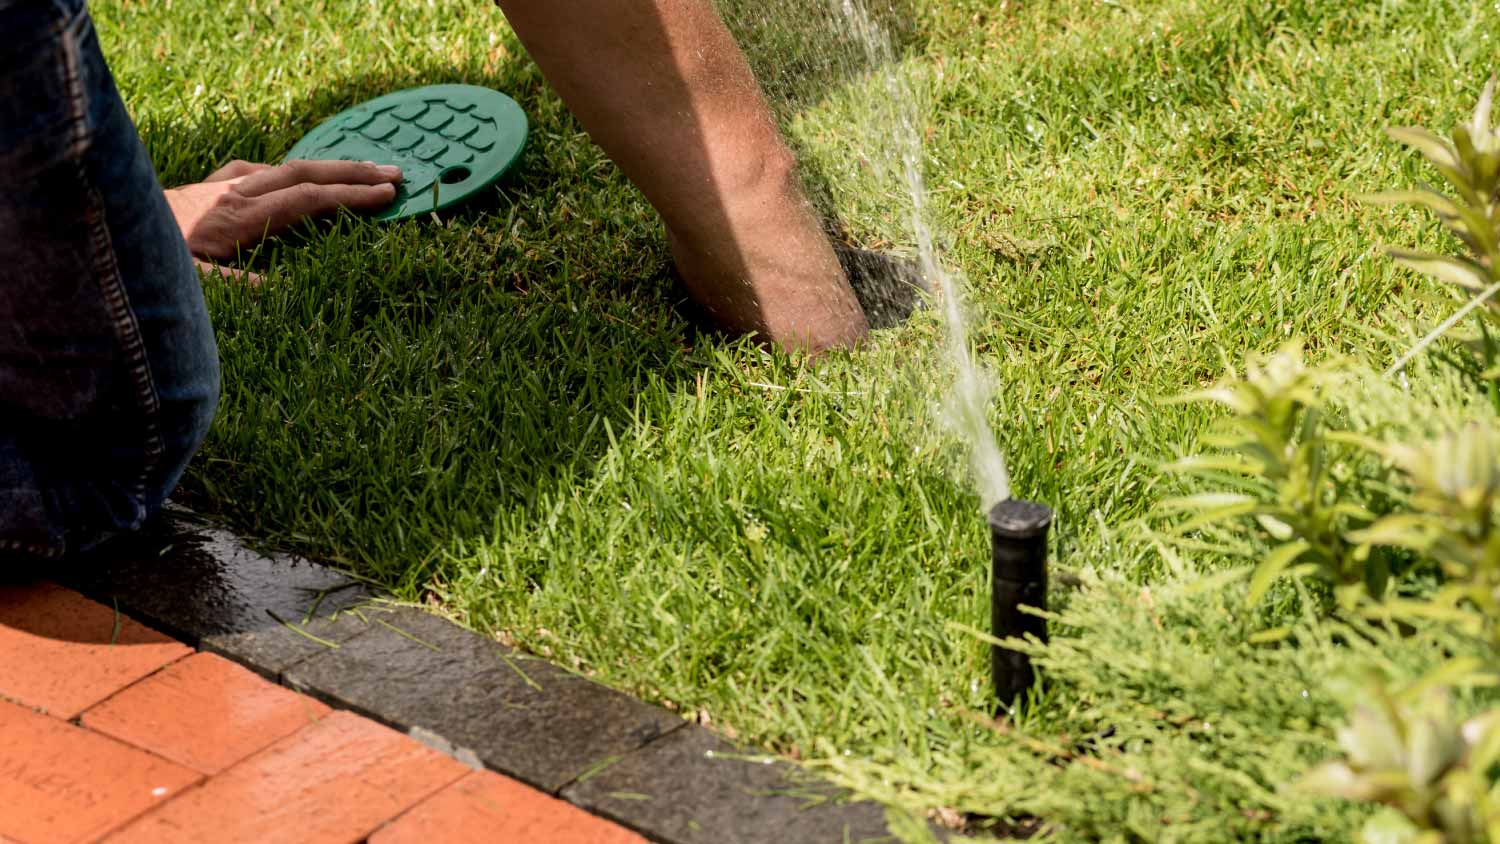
[1348, 514, 1437, 550]
[1254, 513, 1295, 541]
[1467, 712, 1500, 773]
[1298, 762, 1375, 801]
[1454, 124, 1481, 169]
[1168, 386, 1252, 413]
[1328, 503, 1379, 525]
[1247, 539, 1311, 607]
[1474, 149, 1500, 191]
[1365, 189, 1497, 255]
[1401, 657, 1487, 701]
[373, 617, 442, 651]
[1162, 454, 1263, 475]
[1387, 126, 1460, 170]
[1247, 626, 1292, 644]
[1364, 599, 1481, 628]
[266, 609, 341, 649]
[1174, 502, 1262, 534]
[1158, 492, 1258, 512]
[1359, 189, 1464, 217]
[1473, 76, 1496, 141]
[1183, 565, 1254, 595]
[110, 597, 121, 647]
[1386, 249, 1493, 292]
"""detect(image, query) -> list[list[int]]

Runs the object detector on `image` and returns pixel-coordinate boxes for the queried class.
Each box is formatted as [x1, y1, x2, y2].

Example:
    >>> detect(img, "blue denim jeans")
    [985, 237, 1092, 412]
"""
[0, 0, 219, 559]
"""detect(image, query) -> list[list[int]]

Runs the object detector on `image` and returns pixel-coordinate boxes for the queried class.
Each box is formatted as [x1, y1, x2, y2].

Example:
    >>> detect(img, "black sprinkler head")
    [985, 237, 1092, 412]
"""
[989, 499, 1053, 711]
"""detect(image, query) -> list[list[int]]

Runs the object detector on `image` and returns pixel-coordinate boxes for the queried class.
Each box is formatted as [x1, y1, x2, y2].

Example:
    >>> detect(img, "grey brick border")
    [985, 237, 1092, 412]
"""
[57, 512, 947, 844]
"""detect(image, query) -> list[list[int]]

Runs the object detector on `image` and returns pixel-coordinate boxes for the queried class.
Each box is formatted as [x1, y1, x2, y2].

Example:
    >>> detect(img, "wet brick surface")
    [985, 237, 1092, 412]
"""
[285, 607, 683, 793]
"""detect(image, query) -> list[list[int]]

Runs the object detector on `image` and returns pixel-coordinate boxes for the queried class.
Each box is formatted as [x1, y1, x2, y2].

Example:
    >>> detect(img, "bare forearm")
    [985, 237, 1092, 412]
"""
[493, 0, 869, 351]
[495, 0, 784, 237]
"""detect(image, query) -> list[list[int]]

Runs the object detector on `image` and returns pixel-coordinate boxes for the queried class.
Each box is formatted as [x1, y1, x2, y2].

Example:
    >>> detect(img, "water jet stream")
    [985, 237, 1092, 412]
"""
[830, 0, 1011, 508]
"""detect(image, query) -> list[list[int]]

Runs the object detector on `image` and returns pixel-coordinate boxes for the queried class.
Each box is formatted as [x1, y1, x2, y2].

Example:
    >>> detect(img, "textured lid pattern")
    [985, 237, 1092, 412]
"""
[284, 84, 527, 221]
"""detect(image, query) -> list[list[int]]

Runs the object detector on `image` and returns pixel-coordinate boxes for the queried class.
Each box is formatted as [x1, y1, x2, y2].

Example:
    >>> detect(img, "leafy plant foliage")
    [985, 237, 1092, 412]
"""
[1165, 78, 1500, 844]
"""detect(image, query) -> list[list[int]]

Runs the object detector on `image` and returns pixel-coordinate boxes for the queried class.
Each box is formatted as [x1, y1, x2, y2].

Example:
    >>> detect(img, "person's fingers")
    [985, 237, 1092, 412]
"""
[204, 160, 272, 183]
[234, 159, 403, 197]
[193, 258, 263, 285]
[247, 181, 399, 236]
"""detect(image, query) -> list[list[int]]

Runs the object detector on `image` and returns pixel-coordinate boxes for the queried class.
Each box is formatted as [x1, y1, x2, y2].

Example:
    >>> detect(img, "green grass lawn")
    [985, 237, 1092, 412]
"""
[99, 0, 1499, 839]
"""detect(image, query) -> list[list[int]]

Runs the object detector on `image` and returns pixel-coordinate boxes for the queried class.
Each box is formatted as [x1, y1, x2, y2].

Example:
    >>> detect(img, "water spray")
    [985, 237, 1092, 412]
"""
[989, 499, 1052, 710]
[824, 0, 1038, 707]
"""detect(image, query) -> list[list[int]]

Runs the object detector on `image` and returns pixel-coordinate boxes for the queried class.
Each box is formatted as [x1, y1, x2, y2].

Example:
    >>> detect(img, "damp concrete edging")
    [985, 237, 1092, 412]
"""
[57, 511, 942, 844]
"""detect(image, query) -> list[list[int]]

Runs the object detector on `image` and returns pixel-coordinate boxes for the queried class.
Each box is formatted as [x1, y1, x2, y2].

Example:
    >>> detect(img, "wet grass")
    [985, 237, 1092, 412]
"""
[96, 0, 1497, 837]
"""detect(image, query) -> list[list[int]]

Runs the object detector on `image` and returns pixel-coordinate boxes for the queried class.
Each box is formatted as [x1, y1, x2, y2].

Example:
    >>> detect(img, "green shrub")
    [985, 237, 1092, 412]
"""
[1160, 76, 1500, 844]
[1166, 76, 1500, 618]
[1161, 344, 1390, 610]
[1371, 76, 1500, 384]
[1301, 683, 1500, 844]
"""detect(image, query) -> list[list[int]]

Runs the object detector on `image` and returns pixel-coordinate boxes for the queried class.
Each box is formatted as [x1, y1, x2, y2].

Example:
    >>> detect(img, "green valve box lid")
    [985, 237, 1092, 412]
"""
[284, 84, 528, 221]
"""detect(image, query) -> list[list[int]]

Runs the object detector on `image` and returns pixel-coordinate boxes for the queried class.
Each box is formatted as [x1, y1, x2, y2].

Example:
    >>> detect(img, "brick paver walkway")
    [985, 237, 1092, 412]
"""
[0, 583, 647, 844]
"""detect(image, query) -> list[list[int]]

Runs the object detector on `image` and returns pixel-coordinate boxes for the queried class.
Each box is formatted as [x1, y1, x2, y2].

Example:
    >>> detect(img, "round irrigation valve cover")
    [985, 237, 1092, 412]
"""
[284, 84, 527, 221]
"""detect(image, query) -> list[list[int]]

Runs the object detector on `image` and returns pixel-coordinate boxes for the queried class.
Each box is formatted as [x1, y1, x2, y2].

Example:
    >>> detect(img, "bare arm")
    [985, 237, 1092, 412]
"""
[493, 0, 869, 352]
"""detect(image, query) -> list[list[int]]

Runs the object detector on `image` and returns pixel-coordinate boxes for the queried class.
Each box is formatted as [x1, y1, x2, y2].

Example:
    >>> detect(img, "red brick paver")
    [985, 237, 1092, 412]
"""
[0, 699, 201, 844]
[105, 711, 469, 844]
[371, 769, 648, 844]
[0, 583, 190, 718]
[0, 582, 648, 844]
[82, 652, 331, 775]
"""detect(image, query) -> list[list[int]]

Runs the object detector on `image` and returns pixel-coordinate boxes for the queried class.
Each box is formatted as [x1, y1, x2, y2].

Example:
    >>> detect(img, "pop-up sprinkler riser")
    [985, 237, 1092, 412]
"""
[989, 499, 1053, 710]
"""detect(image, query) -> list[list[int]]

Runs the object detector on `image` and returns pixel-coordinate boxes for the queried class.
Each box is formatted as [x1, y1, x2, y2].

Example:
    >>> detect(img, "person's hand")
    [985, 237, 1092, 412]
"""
[164, 159, 402, 261]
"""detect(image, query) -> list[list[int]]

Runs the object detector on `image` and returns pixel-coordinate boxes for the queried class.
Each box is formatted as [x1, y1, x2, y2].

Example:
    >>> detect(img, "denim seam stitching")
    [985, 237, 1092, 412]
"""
[60, 11, 165, 540]
[0, 538, 61, 557]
